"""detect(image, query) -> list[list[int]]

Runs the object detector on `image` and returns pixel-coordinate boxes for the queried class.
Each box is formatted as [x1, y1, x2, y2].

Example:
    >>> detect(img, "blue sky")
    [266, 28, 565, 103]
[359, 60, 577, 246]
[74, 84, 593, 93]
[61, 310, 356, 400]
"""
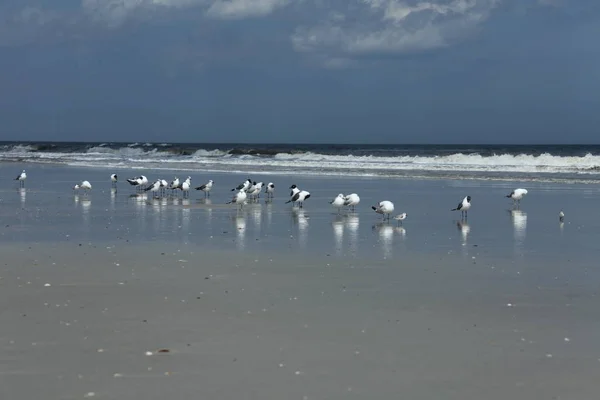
[0, 0, 598, 143]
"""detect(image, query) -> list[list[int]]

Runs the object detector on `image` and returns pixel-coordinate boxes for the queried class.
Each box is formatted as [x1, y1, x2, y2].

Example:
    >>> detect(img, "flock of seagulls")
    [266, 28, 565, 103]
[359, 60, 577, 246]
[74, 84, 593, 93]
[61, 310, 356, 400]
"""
[14, 169, 564, 223]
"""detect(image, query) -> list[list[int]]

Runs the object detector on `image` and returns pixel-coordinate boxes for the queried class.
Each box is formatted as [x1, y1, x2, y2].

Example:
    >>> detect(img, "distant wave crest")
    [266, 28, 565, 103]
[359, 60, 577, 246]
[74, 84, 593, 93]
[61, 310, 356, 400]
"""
[1, 142, 600, 181]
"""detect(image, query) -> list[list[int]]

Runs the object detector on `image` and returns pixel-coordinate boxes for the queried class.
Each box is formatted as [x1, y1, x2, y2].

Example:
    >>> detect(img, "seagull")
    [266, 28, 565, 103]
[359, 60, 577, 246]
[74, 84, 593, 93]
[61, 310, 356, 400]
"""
[126, 176, 141, 188]
[227, 189, 247, 210]
[232, 179, 252, 192]
[506, 188, 528, 206]
[160, 179, 168, 196]
[559, 210, 565, 222]
[265, 182, 275, 199]
[15, 170, 26, 187]
[139, 175, 148, 190]
[330, 193, 346, 214]
[372, 201, 394, 221]
[80, 180, 92, 194]
[127, 176, 146, 191]
[144, 180, 162, 197]
[169, 177, 181, 194]
[181, 177, 191, 198]
[451, 195, 471, 219]
[73, 184, 80, 192]
[393, 213, 407, 226]
[288, 184, 301, 206]
[195, 180, 213, 197]
[110, 174, 118, 187]
[250, 182, 264, 199]
[344, 193, 360, 212]
[286, 187, 311, 208]
[246, 181, 262, 200]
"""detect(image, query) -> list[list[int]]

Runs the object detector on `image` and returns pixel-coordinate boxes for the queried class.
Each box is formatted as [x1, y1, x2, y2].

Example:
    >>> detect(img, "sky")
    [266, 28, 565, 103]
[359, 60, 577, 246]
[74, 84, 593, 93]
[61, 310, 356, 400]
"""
[0, 0, 598, 144]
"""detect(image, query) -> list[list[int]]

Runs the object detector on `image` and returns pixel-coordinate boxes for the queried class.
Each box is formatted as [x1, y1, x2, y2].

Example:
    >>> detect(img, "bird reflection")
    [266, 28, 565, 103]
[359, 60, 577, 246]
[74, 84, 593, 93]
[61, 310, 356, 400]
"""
[81, 198, 91, 228]
[233, 214, 247, 251]
[18, 188, 26, 207]
[457, 220, 470, 245]
[510, 209, 527, 246]
[110, 188, 117, 210]
[249, 204, 262, 231]
[332, 215, 344, 255]
[181, 199, 191, 237]
[373, 222, 394, 259]
[394, 226, 407, 238]
[264, 200, 274, 227]
[345, 214, 360, 255]
[292, 208, 309, 249]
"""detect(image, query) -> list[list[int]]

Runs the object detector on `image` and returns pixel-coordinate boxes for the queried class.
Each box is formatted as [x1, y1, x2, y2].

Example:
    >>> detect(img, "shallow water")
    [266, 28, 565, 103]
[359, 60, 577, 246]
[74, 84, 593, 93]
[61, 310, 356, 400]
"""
[2, 164, 600, 399]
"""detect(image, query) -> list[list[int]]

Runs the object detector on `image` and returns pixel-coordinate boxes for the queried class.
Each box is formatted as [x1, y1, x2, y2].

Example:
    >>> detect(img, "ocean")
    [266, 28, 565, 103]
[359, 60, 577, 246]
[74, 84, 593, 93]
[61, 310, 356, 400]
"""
[1, 141, 600, 183]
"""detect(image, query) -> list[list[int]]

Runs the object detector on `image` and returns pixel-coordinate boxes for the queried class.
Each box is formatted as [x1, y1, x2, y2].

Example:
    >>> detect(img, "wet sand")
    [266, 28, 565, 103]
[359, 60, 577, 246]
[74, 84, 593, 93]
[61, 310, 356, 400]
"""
[1, 164, 600, 399]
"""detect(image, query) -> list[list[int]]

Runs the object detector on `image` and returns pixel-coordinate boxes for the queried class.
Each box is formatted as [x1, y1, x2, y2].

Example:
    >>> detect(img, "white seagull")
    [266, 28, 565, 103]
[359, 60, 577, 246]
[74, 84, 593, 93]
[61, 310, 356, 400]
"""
[181, 177, 191, 198]
[232, 179, 252, 192]
[288, 184, 300, 206]
[227, 189, 248, 210]
[393, 213, 407, 226]
[250, 182, 264, 199]
[246, 181, 261, 200]
[451, 195, 471, 219]
[144, 179, 162, 197]
[139, 175, 148, 189]
[169, 177, 181, 194]
[286, 186, 311, 208]
[265, 182, 275, 199]
[73, 184, 80, 192]
[15, 170, 26, 187]
[80, 180, 92, 194]
[110, 174, 118, 186]
[559, 210, 565, 222]
[330, 193, 346, 213]
[195, 180, 213, 197]
[344, 193, 360, 212]
[126, 176, 145, 191]
[372, 201, 394, 221]
[506, 188, 528, 206]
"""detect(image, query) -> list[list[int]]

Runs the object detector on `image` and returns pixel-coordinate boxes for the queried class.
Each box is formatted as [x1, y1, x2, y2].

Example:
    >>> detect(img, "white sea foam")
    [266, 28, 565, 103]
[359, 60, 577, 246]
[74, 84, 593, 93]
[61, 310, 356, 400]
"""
[2, 145, 600, 181]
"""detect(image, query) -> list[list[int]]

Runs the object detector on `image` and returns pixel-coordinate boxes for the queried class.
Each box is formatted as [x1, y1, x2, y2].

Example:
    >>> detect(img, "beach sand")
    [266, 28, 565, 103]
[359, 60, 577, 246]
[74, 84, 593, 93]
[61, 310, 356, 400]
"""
[1, 164, 600, 399]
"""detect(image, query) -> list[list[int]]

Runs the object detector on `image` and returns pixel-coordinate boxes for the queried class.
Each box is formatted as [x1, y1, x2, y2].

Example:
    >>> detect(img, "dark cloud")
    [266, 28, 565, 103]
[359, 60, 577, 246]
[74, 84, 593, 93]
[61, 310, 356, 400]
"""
[0, 0, 598, 143]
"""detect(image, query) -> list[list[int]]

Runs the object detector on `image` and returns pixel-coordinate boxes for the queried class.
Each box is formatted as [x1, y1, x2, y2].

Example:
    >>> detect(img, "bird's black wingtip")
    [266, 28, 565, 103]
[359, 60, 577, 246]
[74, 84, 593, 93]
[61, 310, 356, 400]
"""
[371, 206, 377, 211]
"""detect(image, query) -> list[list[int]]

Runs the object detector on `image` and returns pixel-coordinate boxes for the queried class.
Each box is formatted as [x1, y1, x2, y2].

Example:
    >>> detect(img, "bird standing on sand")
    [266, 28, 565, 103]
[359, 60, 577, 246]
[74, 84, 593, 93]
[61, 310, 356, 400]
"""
[330, 193, 346, 213]
[246, 181, 262, 200]
[15, 170, 26, 187]
[265, 182, 275, 199]
[286, 185, 311, 208]
[181, 177, 191, 198]
[80, 180, 92, 194]
[372, 201, 394, 221]
[227, 189, 247, 210]
[195, 180, 213, 197]
[393, 213, 407, 226]
[144, 180, 161, 197]
[110, 174, 118, 187]
[169, 177, 180, 195]
[287, 185, 300, 207]
[451, 196, 471, 219]
[232, 179, 252, 192]
[344, 193, 360, 212]
[506, 188, 528, 206]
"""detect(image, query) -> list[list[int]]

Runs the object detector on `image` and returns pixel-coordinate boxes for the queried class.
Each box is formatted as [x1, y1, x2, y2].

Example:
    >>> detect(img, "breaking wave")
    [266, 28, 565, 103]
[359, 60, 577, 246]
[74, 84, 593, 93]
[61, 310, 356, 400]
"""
[1, 142, 600, 181]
